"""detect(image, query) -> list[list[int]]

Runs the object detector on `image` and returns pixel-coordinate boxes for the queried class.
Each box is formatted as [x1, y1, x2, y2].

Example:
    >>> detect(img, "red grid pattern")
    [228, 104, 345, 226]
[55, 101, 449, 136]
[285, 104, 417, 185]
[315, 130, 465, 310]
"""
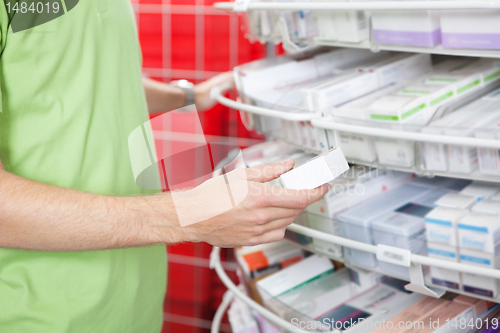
[132, 0, 268, 331]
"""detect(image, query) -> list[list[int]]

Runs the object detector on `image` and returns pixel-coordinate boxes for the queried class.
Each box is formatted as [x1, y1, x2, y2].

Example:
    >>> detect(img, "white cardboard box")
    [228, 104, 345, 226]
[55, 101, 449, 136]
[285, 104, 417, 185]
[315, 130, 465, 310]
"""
[460, 248, 500, 298]
[427, 242, 461, 290]
[339, 184, 432, 268]
[331, 0, 369, 43]
[370, 8, 441, 47]
[460, 183, 500, 201]
[363, 53, 433, 88]
[457, 212, 500, 253]
[471, 199, 500, 215]
[476, 112, 500, 176]
[434, 193, 477, 209]
[424, 206, 469, 246]
[280, 148, 349, 190]
[256, 254, 334, 298]
[441, 9, 500, 50]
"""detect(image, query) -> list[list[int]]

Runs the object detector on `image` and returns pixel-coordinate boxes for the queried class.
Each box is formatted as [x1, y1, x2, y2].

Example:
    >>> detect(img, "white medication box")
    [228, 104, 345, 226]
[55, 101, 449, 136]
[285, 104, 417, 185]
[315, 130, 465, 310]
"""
[362, 53, 433, 88]
[421, 104, 478, 173]
[348, 267, 386, 294]
[370, 7, 441, 47]
[314, 5, 337, 41]
[307, 213, 343, 259]
[427, 242, 461, 290]
[310, 72, 380, 113]
[471, 199, 500, 215]
[256, 254, 334, 299]
[371, 9, 441, 47]
[330, 83, 406, 162]
[445, 113, 499, 175]
[460, 182, 500, 201]
[424, 206, 468, 246]
[306, 168, 412, 219]
[434, 193, 477, 209]
[338, 184, 431, 268]
[476, 112, 500, 177]
[457, 213, 500, 253]
[460, 248, 500, 298]
[369, 93, 427, 167]
[441, 9, 500, 49]
[280, 148, 349, 190]
[331, 0, 369, 43]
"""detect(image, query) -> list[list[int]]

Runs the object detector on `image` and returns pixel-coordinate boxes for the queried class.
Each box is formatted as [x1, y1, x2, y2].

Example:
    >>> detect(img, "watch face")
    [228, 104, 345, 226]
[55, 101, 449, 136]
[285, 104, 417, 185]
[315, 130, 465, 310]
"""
[176, 80, 194, 89]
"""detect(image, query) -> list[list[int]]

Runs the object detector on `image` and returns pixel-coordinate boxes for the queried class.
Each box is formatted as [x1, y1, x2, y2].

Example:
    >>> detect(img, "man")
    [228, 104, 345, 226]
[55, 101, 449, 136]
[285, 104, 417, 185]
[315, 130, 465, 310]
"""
[0, 1, 329, 332]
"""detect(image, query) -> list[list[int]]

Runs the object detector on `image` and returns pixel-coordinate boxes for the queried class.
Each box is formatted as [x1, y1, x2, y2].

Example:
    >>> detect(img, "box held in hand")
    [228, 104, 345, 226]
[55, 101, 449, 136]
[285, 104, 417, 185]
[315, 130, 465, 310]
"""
[280, 147, 349, 190]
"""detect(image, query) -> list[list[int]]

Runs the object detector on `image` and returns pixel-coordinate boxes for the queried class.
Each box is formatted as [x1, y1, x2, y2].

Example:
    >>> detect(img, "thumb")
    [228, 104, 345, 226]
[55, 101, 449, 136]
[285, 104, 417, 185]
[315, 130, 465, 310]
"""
[245, 159, 295, 183]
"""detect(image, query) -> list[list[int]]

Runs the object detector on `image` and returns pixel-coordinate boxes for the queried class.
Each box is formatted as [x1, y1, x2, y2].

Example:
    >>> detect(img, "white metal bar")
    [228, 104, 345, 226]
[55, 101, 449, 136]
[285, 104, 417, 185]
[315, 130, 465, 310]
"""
[315, 38, 500, 59]
[212, 87, 500, 148]
[210, 247, 320, 333]
[211, 290, 234, 333]
[214, 1, 500, 11]
[212, 87, 322, 121]
[287, 224, 500, 279]
[311, 119, 500, 149]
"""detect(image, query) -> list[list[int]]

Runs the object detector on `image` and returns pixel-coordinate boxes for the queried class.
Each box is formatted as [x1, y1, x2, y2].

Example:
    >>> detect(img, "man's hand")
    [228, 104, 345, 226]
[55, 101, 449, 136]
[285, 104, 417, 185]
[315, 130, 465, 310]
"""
[194, 72, 234, 111]
[143, 72, 234, 114]
[0, 156, 329, 251]
[164, 159, 330, 248]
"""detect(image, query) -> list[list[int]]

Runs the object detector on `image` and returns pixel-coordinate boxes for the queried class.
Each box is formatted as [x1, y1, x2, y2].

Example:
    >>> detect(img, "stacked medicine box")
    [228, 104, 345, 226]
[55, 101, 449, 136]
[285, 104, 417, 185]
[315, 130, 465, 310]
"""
[427, 182, 500, 297]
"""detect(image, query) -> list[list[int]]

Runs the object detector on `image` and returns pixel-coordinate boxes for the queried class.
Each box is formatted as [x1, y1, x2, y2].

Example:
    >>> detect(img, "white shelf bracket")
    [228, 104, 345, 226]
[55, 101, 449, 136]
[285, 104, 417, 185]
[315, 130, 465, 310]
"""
[405, 263, 446, 298]
[376, 244, 445, 298]
[277, 15, 310, 52]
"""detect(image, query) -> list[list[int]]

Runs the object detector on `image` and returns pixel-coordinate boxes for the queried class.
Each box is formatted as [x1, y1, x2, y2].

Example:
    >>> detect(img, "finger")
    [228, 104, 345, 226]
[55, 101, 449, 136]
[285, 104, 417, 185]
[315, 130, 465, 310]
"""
[266, 183, 331, 209]
[258, 216, 296, 233]
[213, 72, 235, 93]
[253, 228, 288, 245]
[245, 159, 295, 183]
[248, 208, 302, 226]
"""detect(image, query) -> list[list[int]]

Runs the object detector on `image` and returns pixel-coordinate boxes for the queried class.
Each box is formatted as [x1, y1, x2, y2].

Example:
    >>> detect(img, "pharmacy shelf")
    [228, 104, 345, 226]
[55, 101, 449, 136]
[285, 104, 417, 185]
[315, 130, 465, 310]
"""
[286, 223, 500, 303]
[344, 156, 500, 184]
[210, 246, 324, 333]
[213, 86, 500, 183]
[215, 1, 500, 11]
[315, 38, 500, 59]
[287, 223, 500, 279]
[312, 119, 500, 183]
[210, 230, 500, 333]
[215, 1, 500, 58]
[313, 119, 500, 149]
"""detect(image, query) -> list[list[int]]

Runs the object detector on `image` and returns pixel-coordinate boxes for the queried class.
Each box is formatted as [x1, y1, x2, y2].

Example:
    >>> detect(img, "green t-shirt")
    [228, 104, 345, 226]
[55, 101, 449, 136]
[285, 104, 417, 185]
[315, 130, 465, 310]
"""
[0, 1, 166, 332]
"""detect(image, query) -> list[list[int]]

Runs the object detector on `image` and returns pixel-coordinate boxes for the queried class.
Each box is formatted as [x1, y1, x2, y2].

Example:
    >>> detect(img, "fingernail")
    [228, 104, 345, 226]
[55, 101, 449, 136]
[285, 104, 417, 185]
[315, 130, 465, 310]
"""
[325, 184, 331, 191]
[281, 159, 294, 167]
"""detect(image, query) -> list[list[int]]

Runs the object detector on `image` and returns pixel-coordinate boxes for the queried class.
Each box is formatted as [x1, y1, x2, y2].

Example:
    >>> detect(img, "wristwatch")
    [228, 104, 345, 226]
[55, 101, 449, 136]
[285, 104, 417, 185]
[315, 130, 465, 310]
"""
[170, 79, 195, 108]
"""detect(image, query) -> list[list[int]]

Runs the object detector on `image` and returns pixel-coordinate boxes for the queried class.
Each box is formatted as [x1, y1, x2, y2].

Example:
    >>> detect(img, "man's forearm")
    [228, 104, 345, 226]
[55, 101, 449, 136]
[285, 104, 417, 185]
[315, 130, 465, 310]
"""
[143, 77, 186, 114]
[0, 169, 183, 251]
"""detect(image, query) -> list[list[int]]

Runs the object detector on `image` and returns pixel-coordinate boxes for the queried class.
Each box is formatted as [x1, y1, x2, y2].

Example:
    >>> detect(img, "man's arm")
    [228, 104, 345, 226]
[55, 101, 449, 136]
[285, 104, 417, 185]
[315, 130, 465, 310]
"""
[0, 158, 329, 251]
[143, 72, 234, 114]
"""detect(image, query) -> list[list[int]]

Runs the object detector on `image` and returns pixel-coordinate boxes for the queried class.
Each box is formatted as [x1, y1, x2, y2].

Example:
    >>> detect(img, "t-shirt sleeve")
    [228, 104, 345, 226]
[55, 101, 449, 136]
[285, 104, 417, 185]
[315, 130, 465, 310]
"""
[0, 1, 8, 114]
